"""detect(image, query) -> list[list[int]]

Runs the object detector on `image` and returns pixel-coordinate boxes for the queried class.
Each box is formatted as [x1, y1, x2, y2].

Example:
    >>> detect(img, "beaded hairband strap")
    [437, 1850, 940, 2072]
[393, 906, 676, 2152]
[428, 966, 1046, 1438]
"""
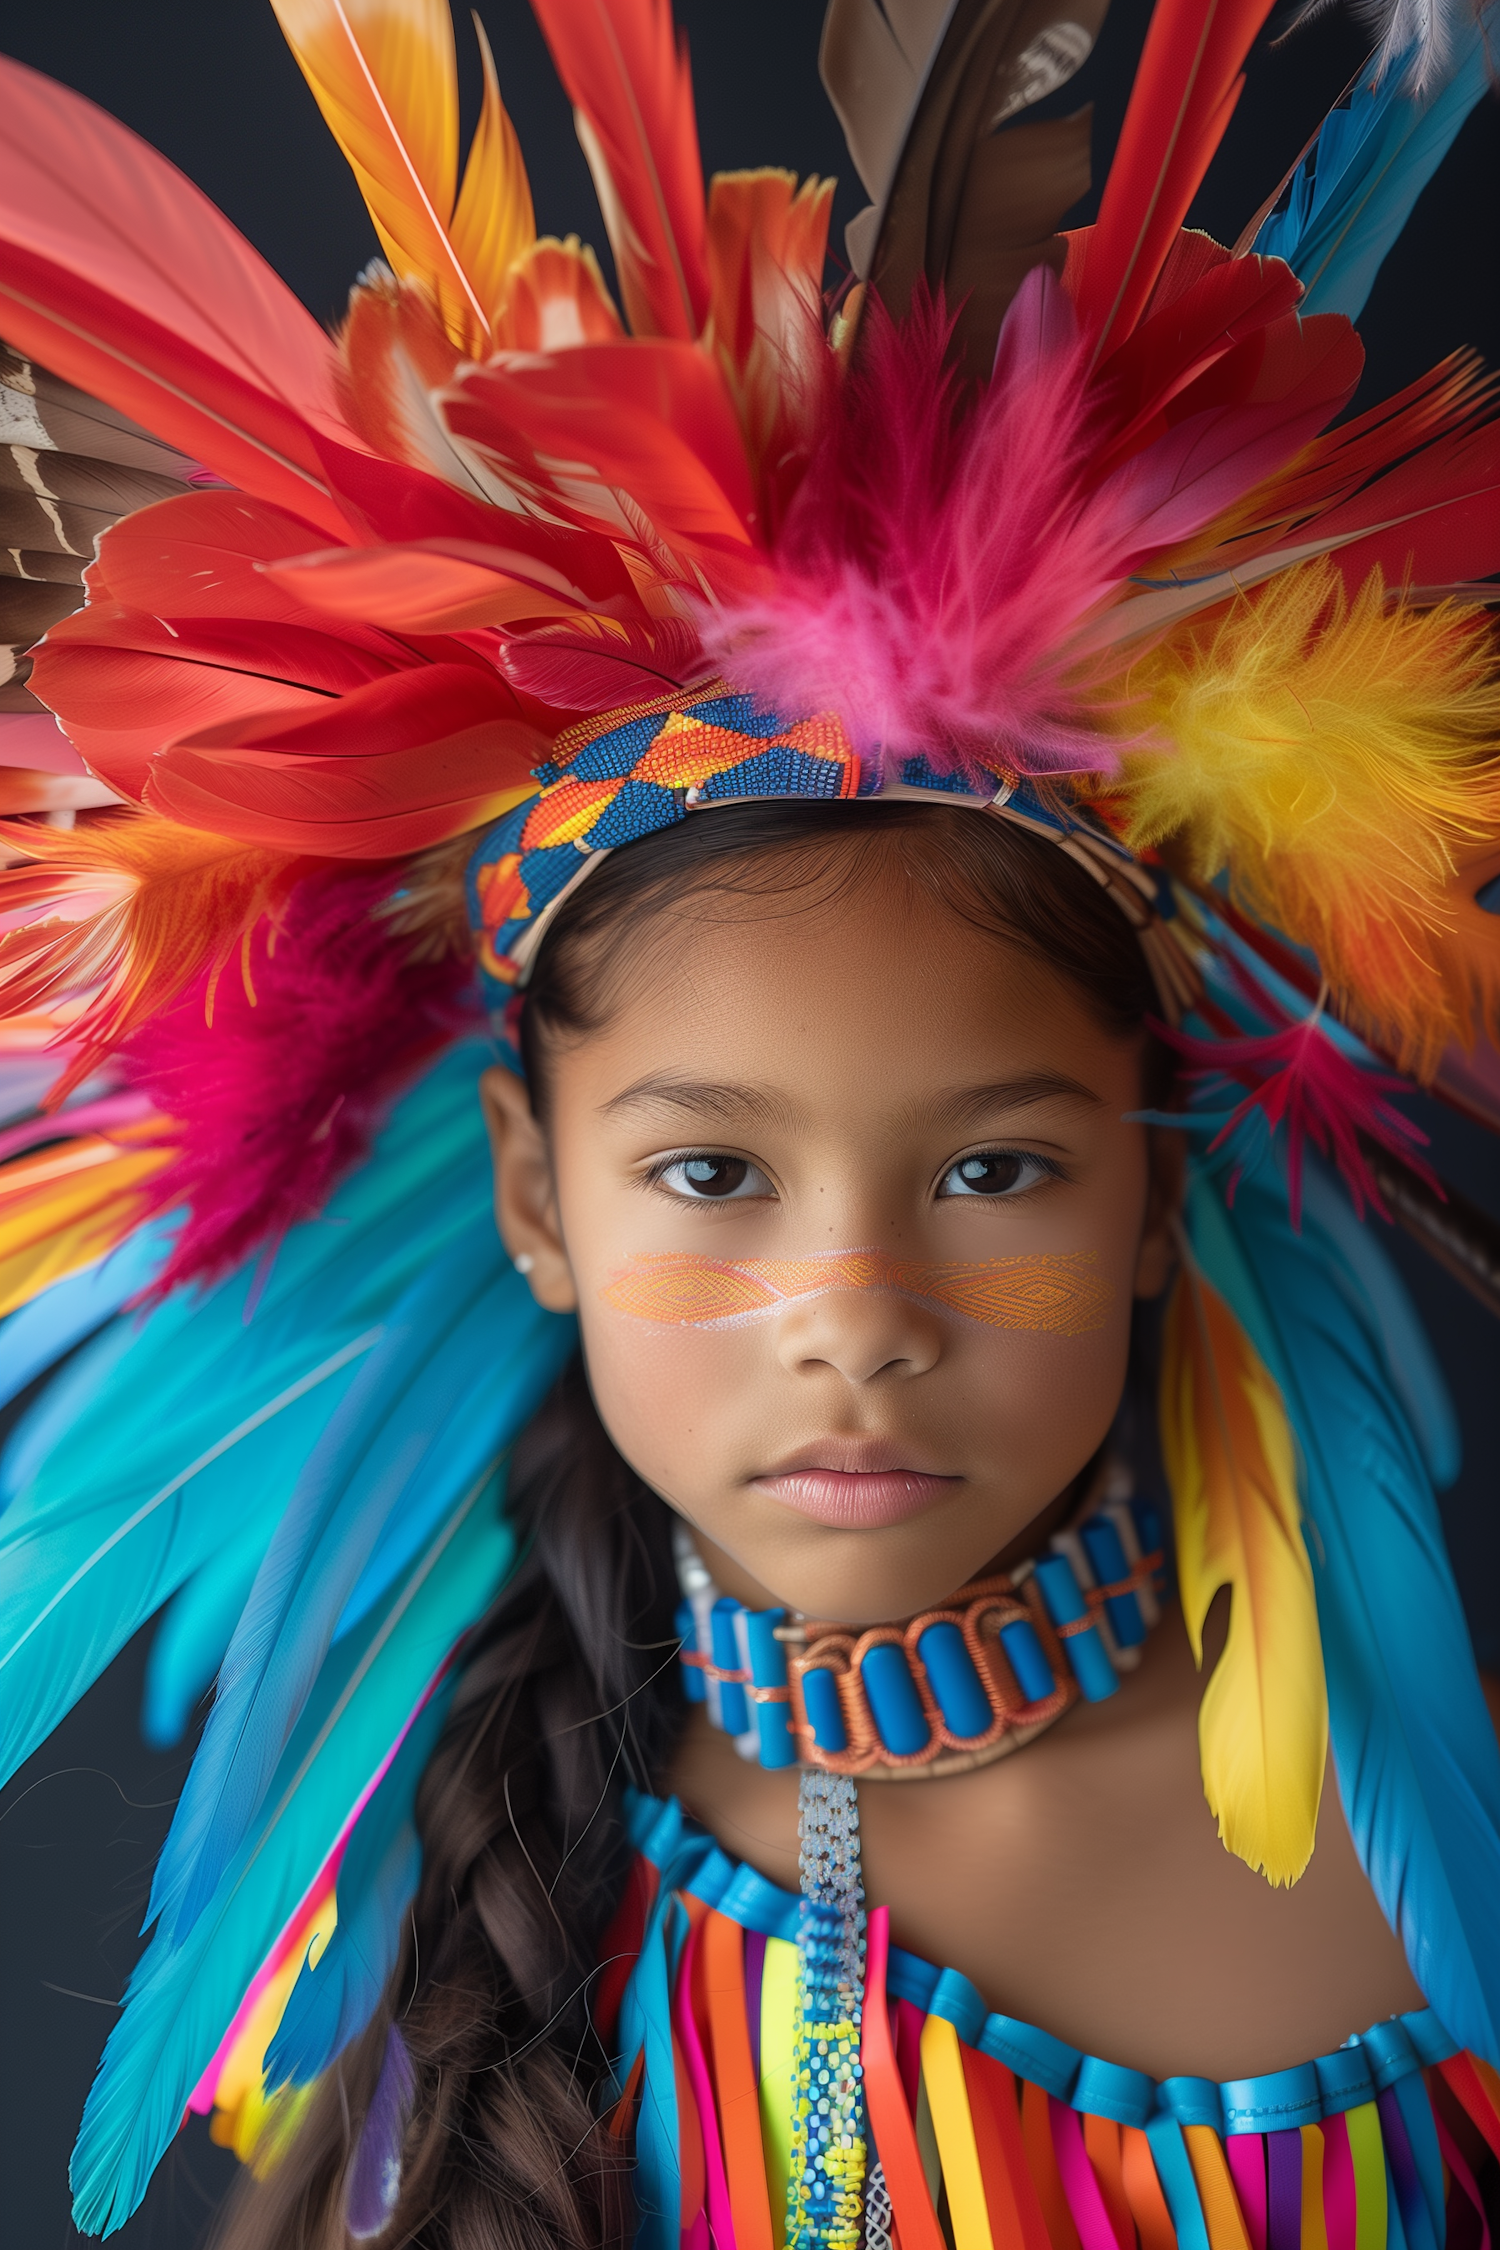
[465, 683, 1205, 1026]
[674, 1473, 1168, 1780]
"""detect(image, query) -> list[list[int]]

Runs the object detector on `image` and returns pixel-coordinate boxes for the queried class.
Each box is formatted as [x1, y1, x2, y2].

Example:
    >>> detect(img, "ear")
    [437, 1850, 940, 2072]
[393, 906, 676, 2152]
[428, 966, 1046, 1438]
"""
[479, 1065, 579, 1313]
[1134, 1125, 1186, 1300]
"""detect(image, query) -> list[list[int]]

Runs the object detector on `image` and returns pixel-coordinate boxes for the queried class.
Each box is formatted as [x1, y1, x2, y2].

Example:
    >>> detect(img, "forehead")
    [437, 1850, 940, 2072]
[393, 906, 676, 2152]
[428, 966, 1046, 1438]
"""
[545, 863, 1138, 1121]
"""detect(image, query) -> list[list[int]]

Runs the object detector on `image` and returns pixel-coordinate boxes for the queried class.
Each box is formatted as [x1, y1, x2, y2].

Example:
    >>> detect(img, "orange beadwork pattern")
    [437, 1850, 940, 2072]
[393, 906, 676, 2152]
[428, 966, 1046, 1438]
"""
[601, 1248, 1114, 1334]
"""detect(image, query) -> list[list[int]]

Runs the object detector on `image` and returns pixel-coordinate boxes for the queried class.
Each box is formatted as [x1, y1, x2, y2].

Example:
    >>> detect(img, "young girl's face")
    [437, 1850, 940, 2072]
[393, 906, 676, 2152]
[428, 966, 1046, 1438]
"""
[487, 857, 1177, 1623]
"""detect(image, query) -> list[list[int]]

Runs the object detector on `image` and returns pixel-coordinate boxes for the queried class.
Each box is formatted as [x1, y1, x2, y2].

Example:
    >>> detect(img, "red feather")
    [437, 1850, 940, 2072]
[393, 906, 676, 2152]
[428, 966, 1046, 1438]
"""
[29, 493, 414, 800]
[528, 0, 709, 342]
[0, 56, 353, 537]
[498, 615, 707, 711]
[147, 664, 543, 858]
[1072, 0, 1279, 358]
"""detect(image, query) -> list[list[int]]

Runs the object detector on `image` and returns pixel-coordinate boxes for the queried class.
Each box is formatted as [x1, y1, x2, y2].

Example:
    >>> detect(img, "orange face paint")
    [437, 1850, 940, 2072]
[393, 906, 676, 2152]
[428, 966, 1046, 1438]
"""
[600, 1249, 1112, 1335]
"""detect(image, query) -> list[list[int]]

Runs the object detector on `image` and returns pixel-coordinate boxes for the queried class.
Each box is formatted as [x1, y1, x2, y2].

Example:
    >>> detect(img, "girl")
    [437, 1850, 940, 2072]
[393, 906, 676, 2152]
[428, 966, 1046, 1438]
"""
[1, 1, 1499, 2247]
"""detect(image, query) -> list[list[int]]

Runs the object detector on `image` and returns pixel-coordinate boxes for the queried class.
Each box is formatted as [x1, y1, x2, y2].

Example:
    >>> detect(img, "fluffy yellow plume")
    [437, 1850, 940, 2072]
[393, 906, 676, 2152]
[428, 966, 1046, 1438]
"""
[1160, 1264, 1327, 1886]
[1106, 560, 1500, 1077]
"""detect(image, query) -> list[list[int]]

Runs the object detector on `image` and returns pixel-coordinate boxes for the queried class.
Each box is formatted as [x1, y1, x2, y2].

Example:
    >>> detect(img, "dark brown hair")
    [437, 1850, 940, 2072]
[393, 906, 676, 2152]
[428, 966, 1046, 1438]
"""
[217, 801, 1168, 2249]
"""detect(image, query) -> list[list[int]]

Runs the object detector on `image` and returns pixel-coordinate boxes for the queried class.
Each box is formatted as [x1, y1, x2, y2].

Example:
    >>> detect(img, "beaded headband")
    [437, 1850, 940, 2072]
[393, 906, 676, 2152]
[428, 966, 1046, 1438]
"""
[463, 680, 1205, 1027]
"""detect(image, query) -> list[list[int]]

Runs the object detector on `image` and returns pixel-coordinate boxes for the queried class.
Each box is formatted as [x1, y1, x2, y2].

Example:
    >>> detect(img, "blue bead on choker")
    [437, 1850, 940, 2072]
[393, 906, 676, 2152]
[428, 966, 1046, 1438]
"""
[673, 1471, 1168, 1779]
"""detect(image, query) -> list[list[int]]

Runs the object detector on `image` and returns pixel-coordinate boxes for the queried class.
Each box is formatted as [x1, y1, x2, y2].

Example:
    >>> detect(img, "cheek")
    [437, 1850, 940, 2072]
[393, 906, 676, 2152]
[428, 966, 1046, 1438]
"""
[579, 1308, 766, 1491]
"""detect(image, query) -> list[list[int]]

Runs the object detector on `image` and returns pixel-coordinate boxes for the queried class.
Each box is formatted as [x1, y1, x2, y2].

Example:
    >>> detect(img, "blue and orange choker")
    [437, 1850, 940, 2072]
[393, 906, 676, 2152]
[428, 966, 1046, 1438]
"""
[673, 1471, 1169, 1780]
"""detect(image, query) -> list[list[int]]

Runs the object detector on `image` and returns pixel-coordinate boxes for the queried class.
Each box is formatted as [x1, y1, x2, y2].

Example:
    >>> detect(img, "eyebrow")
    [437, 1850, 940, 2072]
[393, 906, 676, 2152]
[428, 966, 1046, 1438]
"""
[601, 1070, 1102, 1130]
[935, 1074, 1105, 1129]
[601, 1074, 798, 1128]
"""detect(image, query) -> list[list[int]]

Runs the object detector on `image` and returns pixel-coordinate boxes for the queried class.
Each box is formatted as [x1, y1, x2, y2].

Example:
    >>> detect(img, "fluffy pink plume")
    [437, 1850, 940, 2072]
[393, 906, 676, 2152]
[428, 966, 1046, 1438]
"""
[701, 269, 1335, 777]
[122, 868, 477, 1293]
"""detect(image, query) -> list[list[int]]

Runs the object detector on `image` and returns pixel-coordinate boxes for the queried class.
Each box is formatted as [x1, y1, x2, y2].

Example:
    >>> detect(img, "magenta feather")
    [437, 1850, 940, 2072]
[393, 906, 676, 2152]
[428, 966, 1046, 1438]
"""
[1158, 1002, 1440, 1227]
[702, 269, 1342, 777]
[122, 867, 476, 1294]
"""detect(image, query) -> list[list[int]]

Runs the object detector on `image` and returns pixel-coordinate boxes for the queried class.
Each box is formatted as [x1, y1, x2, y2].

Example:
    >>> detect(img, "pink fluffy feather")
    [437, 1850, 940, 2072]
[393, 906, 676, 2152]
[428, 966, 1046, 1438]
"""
[701, 269, 1339, 776]
[121, 868, 476, 1294]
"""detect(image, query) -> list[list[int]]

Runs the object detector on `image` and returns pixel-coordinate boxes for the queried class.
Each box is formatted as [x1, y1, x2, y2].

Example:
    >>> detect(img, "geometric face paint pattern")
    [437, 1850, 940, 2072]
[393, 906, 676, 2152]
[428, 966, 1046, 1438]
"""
[599, 1248, 1113, 1333]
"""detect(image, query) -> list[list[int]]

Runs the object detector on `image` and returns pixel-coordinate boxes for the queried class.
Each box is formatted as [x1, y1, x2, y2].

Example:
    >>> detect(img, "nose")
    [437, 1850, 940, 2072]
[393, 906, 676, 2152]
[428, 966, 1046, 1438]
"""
[773, 1285, 944, 1384]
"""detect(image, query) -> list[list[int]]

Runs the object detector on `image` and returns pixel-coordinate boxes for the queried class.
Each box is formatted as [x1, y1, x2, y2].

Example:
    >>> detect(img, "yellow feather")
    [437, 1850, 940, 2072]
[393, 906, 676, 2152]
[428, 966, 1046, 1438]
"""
[271, 0, 534, 356]
[449, 11, 535, 327]
[1160, 1263, 1328, 1886]
[0, 1129, 172, 1317]
[1104, 560, 1500, 1077]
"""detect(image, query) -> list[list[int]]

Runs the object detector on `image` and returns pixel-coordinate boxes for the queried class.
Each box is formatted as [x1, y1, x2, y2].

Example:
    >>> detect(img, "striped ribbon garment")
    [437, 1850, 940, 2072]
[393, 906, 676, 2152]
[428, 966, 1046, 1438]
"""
[597, 1797, 1500, 2250]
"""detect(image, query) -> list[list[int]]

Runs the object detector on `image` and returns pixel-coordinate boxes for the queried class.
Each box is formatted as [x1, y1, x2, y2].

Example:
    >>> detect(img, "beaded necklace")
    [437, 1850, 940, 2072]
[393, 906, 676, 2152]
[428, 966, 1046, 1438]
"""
[673, 1469, 1169, 2250]
[673, 1468, 1168, 1780]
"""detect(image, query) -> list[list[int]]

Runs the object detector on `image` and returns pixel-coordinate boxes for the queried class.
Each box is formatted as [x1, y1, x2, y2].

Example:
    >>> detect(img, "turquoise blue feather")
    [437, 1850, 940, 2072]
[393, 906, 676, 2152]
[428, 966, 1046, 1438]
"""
[264, 1688, 446, 2087]
[141, 1492, 289, 1749]
[0, 1043, 535, 1791]
[1254, 12, 1499, 320]
[0, 1219, 173, 1422]
[146, 1247, 572, 1946]
[68, 1473, 516, 2236]
[1186, 1150, 1500, 2061]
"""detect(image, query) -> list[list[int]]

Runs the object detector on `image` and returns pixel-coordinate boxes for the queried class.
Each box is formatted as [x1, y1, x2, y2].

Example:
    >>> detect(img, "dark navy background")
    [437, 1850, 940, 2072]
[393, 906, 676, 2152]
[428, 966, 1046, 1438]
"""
[0, 2, 1495, 2239]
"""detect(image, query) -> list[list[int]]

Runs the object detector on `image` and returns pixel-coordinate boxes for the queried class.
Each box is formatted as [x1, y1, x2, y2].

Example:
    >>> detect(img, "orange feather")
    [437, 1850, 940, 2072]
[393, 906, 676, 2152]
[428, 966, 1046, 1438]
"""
[0, 1125, 173, 1318]
[271, 0, 534, 357]
[0, 814, 300, 1100]
[529, 0, 710, 341]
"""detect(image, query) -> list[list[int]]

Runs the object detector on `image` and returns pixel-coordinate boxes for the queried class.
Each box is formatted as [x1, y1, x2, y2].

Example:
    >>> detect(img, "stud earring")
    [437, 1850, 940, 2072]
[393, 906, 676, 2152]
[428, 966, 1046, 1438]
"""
[514, 1252, 535, 1275]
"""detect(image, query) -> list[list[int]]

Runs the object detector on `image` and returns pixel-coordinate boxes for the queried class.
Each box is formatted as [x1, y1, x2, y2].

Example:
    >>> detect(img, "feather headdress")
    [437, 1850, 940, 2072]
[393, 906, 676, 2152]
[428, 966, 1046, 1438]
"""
[0, 0, 1497, 2227]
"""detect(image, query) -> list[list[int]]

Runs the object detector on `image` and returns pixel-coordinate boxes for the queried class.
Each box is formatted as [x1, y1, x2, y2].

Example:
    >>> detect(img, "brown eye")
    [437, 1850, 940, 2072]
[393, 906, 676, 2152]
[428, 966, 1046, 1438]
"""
[940, 1151, 1053, 1198]
[658, 1154, 773, 1201]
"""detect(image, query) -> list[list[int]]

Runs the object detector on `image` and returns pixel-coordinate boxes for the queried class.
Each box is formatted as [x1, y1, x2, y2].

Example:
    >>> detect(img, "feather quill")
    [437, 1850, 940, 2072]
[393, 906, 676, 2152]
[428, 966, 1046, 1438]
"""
[1160, 1256, 1328, 1884]
[1254, 8, 1500, 321]
[271, 0, 535, 357]
[1186, 1154, 1500, 2060]
[68, 1482, 513, 2235]
[1072, 0, 1278, 357]
[529, 0, 710, 340]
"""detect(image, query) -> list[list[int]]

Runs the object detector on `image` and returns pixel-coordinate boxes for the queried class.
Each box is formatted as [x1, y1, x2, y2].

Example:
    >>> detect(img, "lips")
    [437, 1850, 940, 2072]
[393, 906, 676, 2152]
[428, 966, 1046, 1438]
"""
[751, 1439, 960, 1529]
